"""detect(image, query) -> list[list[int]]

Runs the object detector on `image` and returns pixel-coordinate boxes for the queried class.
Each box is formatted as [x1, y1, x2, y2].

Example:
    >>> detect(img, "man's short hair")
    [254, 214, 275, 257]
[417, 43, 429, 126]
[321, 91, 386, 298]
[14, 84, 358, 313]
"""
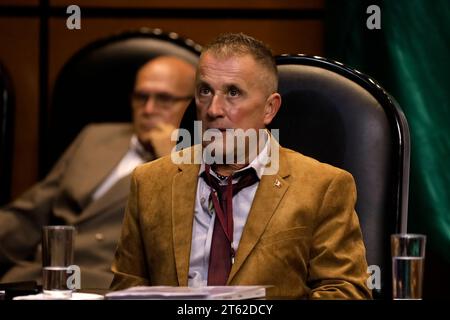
[202, 33, 278, 93]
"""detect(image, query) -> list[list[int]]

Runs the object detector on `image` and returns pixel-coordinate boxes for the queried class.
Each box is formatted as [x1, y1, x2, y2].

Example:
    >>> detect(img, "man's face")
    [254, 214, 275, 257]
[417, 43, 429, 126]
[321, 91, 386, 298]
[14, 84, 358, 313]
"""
[195, 52, 280, 160]
[131, 59, 194, 146]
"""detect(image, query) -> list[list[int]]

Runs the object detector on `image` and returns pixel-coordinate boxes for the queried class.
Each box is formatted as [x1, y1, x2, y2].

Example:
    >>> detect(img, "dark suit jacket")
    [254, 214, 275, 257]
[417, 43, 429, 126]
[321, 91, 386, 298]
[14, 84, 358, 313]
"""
[111, 143, 372, 299]
[0, 123, 143, 289]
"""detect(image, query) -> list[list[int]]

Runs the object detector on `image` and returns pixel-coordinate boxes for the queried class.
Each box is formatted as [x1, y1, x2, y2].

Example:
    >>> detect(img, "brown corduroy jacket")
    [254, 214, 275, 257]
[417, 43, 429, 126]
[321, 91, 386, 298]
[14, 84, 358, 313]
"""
[111, 142, 372, 299]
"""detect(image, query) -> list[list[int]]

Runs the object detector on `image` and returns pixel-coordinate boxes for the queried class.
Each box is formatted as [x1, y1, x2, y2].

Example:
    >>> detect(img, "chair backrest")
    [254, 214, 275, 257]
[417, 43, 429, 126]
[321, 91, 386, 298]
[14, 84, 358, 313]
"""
[44, 28, 201, 174]
[0, 62, 14, 205]
[273, 54, 411, 299]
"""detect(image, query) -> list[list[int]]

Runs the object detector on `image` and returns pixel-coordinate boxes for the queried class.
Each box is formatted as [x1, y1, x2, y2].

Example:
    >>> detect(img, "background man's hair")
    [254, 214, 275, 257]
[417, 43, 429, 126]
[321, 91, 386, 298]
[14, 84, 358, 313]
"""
[202, 33, 278, 92]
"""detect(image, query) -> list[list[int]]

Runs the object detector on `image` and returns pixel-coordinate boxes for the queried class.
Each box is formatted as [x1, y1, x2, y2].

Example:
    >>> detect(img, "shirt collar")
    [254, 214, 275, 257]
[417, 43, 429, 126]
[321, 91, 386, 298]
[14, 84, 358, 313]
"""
[130, 135, 154, 162]
[198, 129, 271, 180]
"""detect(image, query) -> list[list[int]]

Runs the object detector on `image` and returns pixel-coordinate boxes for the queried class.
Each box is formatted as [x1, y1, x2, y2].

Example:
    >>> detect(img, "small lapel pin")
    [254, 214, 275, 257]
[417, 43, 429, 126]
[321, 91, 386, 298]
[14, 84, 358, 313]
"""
[274, 179, 281, 188]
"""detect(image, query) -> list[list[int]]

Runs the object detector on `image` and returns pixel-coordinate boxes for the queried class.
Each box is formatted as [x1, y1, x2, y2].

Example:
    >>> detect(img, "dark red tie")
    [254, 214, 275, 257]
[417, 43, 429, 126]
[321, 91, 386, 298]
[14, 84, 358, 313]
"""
[201, 164, 259, 285]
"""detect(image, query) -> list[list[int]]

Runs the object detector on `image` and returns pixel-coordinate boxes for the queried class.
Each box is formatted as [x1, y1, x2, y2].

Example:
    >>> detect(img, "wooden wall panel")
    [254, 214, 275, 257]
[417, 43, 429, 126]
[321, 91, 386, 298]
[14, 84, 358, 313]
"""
[0, 18, 39, 198]
[50, 0, 324, 10]
[0, 0, 38, 6]
[49, 17, 323, 94]
[0, 1, 324, 198]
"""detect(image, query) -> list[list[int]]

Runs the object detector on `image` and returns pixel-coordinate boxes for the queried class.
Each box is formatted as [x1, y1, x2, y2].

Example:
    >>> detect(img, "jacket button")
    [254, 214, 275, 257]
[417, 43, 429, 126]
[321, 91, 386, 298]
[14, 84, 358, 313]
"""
[95, 233, 104, 241]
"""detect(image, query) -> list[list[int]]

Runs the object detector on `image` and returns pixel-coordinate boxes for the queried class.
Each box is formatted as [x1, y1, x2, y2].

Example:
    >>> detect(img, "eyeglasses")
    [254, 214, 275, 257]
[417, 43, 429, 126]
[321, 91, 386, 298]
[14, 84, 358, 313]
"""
[131, 91, 193, 108]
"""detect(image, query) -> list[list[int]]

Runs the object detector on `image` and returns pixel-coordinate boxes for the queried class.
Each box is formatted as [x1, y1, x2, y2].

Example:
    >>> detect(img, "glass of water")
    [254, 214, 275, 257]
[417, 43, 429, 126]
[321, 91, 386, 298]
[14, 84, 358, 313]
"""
[42, 226, 75, 299]
[391, 233, 426, 300]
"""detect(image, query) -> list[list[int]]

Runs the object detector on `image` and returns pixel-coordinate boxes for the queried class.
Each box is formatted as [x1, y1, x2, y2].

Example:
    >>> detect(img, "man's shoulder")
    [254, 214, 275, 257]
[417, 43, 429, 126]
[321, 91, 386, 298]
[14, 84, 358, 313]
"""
[80, 123, 133, 138]
[133, 146, 197, 180]
[280, 147, 353, 181]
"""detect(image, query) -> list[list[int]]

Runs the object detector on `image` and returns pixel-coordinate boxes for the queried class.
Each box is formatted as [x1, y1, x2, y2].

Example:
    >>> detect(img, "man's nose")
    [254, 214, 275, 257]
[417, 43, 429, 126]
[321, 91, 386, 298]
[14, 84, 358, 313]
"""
[207, 95, 225, 118]
[143, 96, 157, 113]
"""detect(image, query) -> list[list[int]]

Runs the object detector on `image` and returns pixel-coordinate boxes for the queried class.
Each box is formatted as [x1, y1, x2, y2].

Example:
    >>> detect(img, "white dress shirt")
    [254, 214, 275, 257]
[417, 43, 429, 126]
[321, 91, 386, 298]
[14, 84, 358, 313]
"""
[188, 135, 271, 287]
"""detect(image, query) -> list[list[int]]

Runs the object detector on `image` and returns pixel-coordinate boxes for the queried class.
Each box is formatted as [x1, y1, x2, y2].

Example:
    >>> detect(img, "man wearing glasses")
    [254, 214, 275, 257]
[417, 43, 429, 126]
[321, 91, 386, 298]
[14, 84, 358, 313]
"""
[0, 56, 196, 289]
[130, 56, 195, 158]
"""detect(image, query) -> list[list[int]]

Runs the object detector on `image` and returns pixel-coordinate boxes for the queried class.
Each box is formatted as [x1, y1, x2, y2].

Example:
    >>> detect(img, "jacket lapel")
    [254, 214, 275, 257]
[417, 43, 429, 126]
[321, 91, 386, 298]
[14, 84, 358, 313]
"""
[75, 174, 132, 225]
[67, 127, 133, 209]
[227, 147, 291, 284]
[172, 146, 201, 285]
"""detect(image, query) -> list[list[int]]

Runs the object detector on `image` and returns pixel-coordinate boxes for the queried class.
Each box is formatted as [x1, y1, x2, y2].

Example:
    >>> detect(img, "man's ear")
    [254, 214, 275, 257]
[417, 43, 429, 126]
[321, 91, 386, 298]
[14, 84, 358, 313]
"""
[263, 93, 282, 125]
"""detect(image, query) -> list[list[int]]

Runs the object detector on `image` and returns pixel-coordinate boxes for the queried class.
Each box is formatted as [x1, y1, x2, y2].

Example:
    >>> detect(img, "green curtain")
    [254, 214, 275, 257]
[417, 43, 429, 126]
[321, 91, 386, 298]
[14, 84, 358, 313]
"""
[325, 0, 450, 263]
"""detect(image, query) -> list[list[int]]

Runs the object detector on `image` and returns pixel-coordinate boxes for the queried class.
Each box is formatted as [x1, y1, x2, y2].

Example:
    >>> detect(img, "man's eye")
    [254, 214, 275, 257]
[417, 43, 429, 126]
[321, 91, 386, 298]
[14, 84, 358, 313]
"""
[199, 87, 211, 96]
[228, 88, 240, 97]
[132, 93, 148, 104]
[156, 94, 172, 103]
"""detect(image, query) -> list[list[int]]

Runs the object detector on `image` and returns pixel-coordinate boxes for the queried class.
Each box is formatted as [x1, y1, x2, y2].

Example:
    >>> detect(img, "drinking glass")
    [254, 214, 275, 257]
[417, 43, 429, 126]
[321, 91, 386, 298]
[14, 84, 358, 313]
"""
[42, 226, 75, 299]
[391, 233, 426, 300]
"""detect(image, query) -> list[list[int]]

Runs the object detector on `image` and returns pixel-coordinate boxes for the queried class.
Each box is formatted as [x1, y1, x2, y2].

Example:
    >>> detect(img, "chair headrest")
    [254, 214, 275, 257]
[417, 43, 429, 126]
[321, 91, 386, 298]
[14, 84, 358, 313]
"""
[45, 29, 202, 172]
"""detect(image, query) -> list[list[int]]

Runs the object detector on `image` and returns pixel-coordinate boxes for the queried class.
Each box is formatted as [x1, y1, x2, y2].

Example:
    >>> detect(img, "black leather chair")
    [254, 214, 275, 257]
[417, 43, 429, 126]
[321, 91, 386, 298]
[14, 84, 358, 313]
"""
[0, 62, 14, 205]
[273, 54, 410, 299]
[44, 28, 201, 174]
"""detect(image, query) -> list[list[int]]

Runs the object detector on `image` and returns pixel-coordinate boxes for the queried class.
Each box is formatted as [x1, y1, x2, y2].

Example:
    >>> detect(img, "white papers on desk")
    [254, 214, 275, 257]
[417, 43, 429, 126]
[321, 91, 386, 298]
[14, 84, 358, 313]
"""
[105, 286, 266, 300]
[13, 292, 104, 300]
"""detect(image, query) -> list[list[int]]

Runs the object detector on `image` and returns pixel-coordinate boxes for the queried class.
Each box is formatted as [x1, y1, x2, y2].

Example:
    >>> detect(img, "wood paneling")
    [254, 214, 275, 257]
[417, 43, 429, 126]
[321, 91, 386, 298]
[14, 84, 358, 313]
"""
[49, 17, 323, 94]
[0, 0, 38, 6]
[0, 1, 325, 198]
[50, 0, 324, 10]
[0, 18, 39, 198]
